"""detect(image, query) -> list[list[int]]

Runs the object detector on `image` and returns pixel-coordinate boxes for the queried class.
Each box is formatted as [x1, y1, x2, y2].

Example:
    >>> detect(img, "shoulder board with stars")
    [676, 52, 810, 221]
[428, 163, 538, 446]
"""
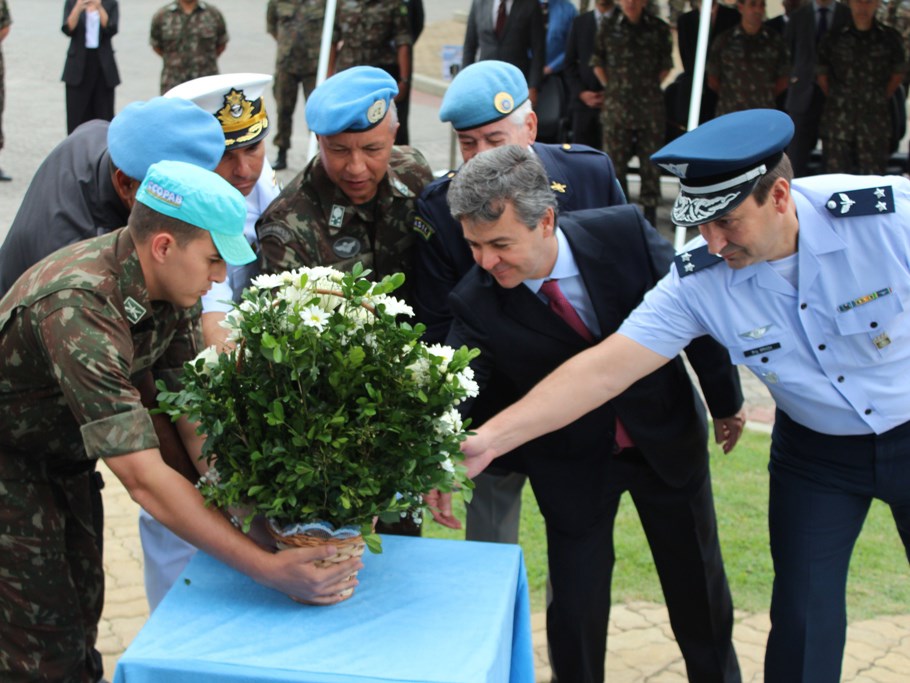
[674, 244, 724, 277]
[824, 186, 894, 217]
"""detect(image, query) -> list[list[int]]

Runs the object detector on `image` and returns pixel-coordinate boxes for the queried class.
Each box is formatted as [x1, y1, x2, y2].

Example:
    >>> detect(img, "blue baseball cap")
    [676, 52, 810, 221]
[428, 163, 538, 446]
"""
[439, 61, 529, 131]
[651, 109, 795, 227]
[108, 97, 226, 181]
[136, 160, 254, 266]
[305, 66, 398, 136]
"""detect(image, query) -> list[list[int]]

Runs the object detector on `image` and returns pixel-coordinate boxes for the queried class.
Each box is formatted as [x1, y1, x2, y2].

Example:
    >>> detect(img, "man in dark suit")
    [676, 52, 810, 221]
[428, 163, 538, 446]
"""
[413, 60, 625, 549]
[61, 0, 121, 135]
[462, 0, 546, 104]
[563, 0, 615, 148]
[784, 0, 850, 176]
[443, 145, 745, 683]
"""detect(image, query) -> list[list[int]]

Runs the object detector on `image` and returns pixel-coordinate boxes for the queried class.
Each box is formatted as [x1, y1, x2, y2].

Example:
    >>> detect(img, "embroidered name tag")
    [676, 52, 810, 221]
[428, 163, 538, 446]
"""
[837, 287, 892, 313]
[743, 342, 781, 358]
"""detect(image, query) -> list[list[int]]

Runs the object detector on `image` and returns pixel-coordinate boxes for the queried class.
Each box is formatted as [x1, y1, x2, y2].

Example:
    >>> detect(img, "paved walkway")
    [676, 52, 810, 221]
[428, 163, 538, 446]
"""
[0, 1, 906, 680]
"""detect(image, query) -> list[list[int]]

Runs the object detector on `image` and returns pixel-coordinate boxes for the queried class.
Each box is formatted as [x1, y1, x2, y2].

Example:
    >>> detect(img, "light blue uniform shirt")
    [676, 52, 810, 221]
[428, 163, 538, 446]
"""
[619, 174, 910, 436]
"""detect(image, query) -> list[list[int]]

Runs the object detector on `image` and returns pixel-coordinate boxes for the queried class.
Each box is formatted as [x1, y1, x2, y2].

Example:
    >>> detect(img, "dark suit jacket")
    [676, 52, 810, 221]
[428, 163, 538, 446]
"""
[462, 0, 546, 89]
[563, 10, 603, 110]
[784, 1, 849, 114]
[447, 207, 743, 530]
[60, 0, 121, 88]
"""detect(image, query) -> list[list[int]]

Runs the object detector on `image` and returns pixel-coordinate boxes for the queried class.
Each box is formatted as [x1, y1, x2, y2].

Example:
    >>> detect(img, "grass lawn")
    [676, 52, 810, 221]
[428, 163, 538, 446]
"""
[424, 427, 910, 620]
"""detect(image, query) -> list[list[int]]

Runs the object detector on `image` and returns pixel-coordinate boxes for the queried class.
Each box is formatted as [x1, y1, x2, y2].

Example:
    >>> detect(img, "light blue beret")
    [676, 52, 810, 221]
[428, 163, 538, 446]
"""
[108, 97, 225, 181]
[651, 109, 795, 227]
[136, 160, 254, 266]
[439, 61, 529, 131]
[305, 66, 398, 136]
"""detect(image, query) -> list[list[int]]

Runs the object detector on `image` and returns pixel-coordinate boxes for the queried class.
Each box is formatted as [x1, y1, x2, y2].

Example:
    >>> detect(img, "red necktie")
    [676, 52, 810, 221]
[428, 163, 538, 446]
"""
[539, 279, 634, 450]
[495, 0, 507, 40]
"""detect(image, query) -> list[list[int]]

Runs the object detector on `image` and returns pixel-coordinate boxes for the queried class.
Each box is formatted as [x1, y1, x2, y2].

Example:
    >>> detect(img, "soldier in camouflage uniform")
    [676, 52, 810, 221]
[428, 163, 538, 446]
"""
[0, 161, 361, 681]
[267, 0, 328, 170]
[150, 0, 228, 95]
[879, 0, 910, 87]
[0, 1, 10, 181]
[257, 67, 432, 305]
[707, 0, 790, 116]
[817, 0, 907, 174]
[331, 0, 414, 145]
[591, 0, 672, 224]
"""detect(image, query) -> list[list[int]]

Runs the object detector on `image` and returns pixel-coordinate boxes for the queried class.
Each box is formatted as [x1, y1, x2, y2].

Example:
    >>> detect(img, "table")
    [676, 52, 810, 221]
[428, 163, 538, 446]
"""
[113, 535, 534, 683]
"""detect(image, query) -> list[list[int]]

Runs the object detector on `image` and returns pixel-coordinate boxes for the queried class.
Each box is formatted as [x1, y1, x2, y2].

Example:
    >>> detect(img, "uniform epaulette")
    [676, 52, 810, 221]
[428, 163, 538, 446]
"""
[423, 171, 456, 196]
[557, 143, 604, 155]
[824, 185, 895, 217]
[675, 244, 724, 277]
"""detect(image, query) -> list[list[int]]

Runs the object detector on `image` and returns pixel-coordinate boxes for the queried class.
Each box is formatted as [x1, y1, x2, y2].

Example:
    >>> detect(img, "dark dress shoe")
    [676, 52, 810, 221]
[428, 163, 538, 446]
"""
[273, 149, 287, 170]
[0, 169, 12, 182]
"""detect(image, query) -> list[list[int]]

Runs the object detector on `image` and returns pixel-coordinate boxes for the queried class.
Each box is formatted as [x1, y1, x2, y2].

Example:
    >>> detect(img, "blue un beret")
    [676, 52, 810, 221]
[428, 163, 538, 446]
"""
[439, 61, 529, 131]
[651, 109, 795, 227]
[136, 160, 254, 266]
[305, 67, 398, 136]
[107, 97, 226, 181]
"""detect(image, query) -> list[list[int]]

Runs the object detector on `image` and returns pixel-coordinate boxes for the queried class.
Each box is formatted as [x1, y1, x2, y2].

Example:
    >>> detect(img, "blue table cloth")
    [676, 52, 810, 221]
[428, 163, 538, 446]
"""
[113, 536, 534, 683]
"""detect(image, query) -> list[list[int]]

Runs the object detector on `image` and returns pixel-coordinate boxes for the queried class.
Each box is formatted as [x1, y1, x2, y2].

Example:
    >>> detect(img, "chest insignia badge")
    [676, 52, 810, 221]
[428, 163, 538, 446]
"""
[332, 236, 361, 259]
[873, 332, 892, 349]
[739, 325, 773, 340]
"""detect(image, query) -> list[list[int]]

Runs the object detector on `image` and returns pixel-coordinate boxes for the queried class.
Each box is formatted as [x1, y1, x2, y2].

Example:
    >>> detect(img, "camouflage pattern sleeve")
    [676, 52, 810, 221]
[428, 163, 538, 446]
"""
[267, 0, 277, 37]
[213, 4, 228, 49]
[152, 304, 203, 392]
[0, 1, 10, 30]
[37, 302, 159, 460]
[393, 0, 413, 48]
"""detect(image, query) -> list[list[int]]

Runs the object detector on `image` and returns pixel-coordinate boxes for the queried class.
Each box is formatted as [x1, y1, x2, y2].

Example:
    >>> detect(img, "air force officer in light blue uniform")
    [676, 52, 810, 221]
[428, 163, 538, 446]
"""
[459, 108, 910, 683]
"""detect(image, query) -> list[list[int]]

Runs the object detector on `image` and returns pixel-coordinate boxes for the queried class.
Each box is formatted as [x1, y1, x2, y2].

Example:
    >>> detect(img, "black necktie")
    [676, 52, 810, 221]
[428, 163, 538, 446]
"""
[495, 0, 507, 40]
[816, 6, 829, 43]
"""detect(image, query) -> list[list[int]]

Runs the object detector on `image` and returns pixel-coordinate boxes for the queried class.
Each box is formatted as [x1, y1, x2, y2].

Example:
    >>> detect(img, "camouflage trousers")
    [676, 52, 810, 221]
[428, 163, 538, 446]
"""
[0, 459, 104, 683]
[603, 119, 664, 209]
[273, 69, 317, 151]
[823, 133, 892, 176]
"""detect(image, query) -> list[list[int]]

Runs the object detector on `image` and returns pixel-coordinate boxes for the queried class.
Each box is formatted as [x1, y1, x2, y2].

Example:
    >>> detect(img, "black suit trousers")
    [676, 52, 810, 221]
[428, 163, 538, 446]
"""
[540, 449, 740, 683]
[65, 49, 115, 135]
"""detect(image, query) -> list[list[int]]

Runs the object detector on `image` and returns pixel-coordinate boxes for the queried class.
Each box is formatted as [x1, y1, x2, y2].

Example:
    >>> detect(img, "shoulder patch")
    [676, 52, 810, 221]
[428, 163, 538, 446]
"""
[257, 223, 295, 244]
[413, 215, 435, 240]
[675, 244, 724, 277]
[825, 186, 895, 217]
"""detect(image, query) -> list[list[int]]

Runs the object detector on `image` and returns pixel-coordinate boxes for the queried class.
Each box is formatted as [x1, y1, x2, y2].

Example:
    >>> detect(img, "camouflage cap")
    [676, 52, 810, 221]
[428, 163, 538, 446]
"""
[107, 97, 226, 181]
[137, 160, 255, 266]
[165, 73, 273, 148]
[305, 66, 398, 135]
[439, 61, 530, 131]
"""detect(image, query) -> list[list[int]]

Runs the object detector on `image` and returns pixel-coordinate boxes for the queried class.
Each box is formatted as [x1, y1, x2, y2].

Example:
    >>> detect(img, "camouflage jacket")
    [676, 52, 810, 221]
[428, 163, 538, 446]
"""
[150, 1, 228, 94]
[333, 0, 411, 72]
[817, 20, 907, 135]
[0, 229, 202, 473]
[590, 10, 673, 128]
[708, 25, 790, 116]
[267, 0, 330, 75]
[0, 1, 10, 32]
[256, 146, 432, 301]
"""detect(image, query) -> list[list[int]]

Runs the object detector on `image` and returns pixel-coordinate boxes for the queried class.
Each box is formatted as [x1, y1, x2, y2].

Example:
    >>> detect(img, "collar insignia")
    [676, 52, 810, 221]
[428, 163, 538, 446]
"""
[124, 297, 147, 325]
[550, 181, 567, 193]
[329, 205, 346, 228]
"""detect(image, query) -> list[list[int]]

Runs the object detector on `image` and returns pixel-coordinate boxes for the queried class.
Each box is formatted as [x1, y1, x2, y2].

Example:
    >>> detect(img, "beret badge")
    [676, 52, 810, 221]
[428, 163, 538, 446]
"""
[493, 91, 514, 115]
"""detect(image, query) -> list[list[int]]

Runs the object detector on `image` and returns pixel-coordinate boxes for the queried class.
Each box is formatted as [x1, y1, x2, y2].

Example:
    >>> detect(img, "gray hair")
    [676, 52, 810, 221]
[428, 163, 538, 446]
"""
[507, 99, 533, 128]
[447, 145, 557, 229]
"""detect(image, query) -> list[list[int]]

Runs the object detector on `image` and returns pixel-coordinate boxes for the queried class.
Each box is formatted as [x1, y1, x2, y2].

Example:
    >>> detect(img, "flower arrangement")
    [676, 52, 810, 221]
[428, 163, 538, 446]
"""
[158, 264, 478, 552]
